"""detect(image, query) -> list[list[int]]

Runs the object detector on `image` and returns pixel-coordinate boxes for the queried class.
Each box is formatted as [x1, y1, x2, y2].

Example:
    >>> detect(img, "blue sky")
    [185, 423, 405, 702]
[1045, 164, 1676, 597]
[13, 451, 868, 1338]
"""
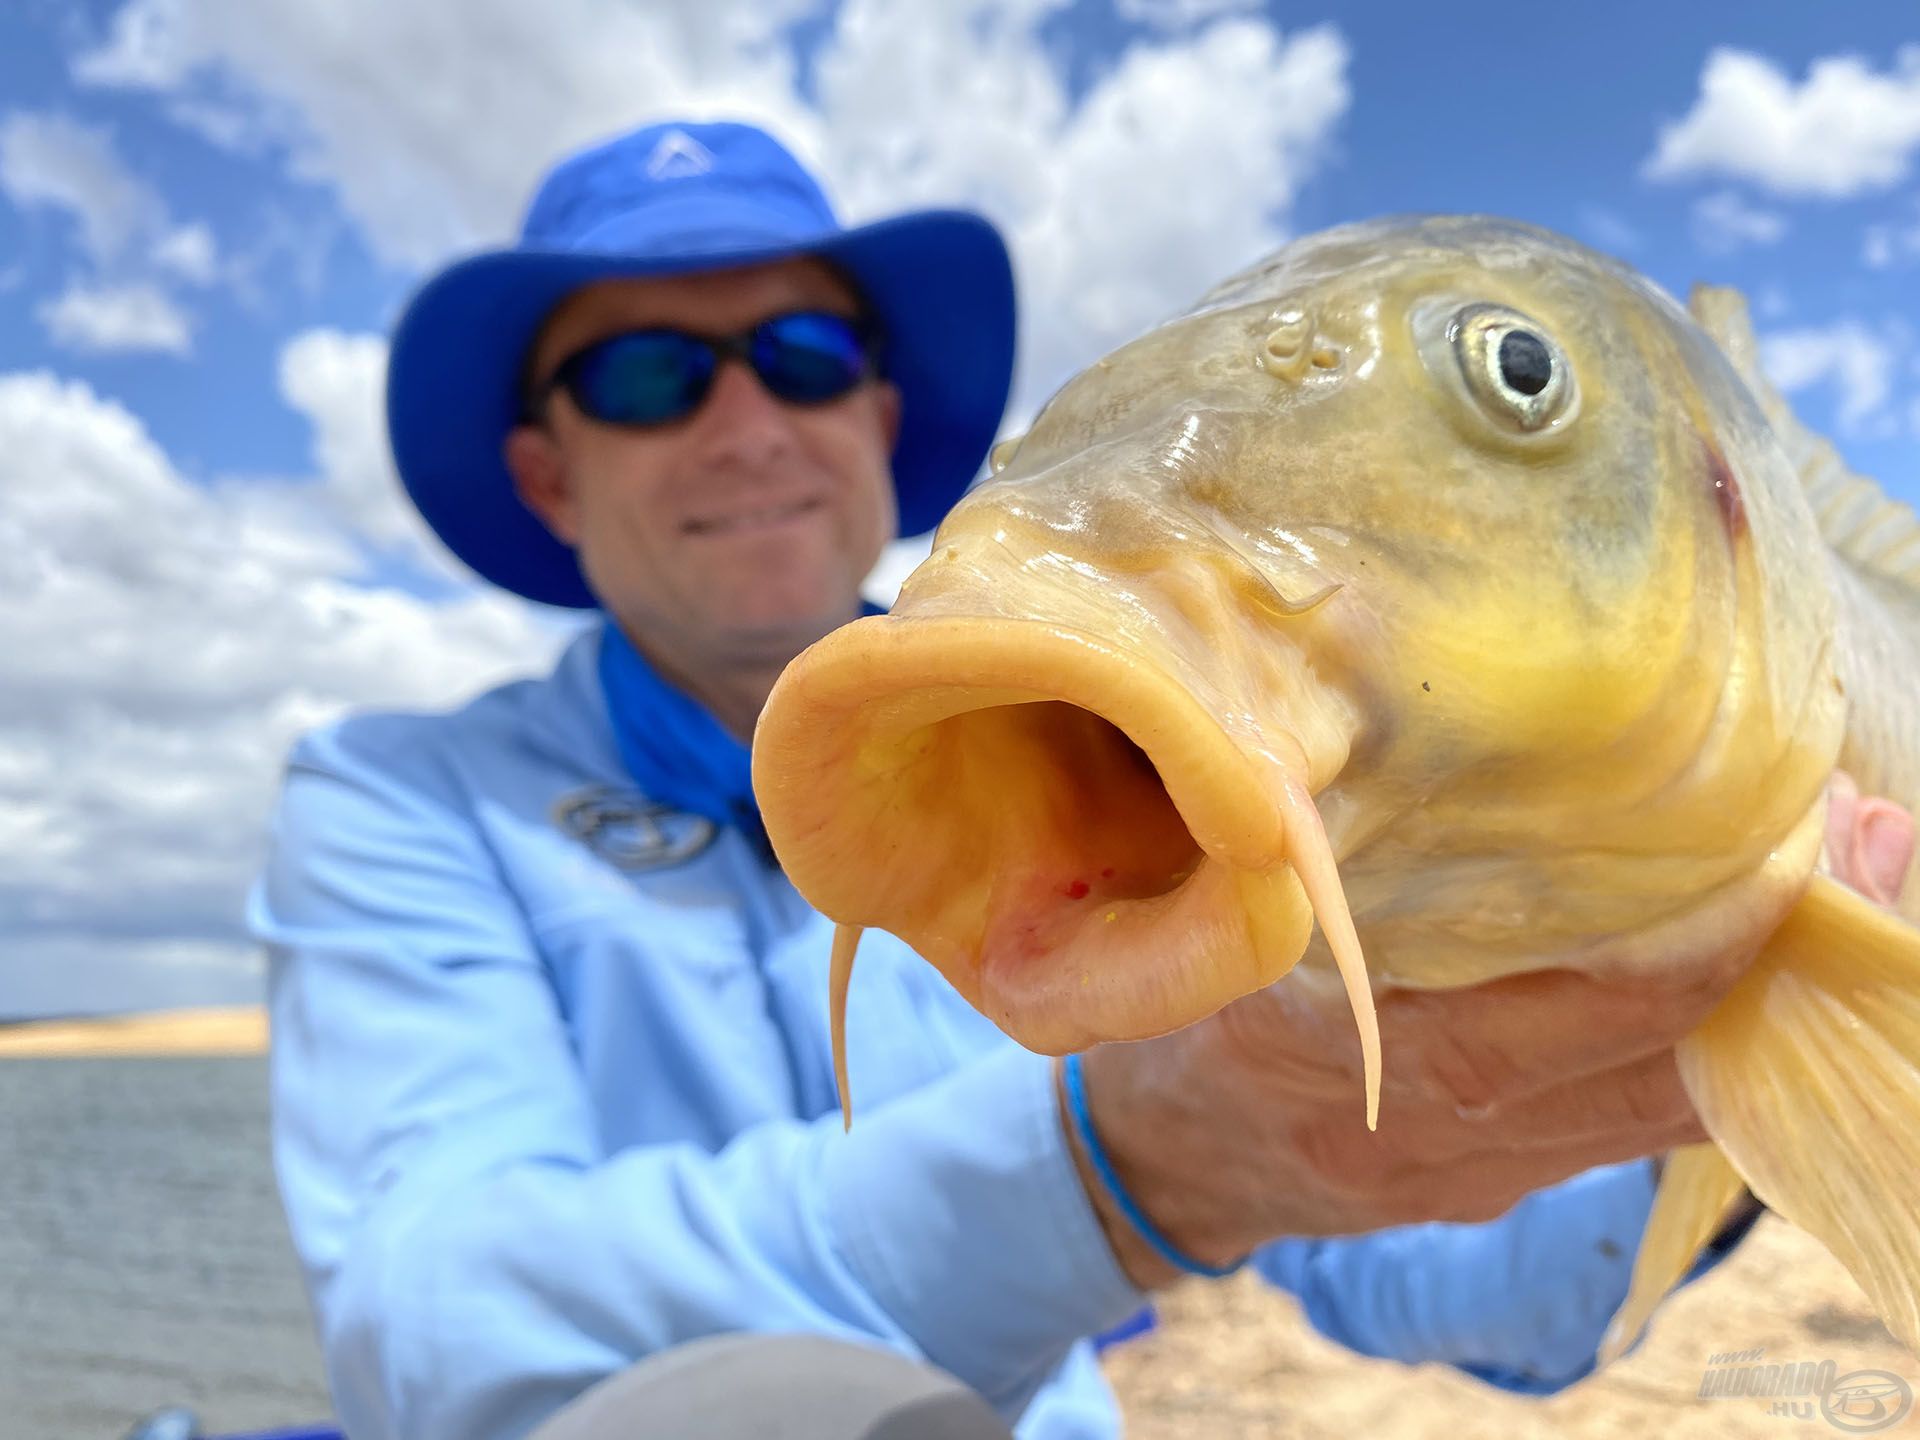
[4, 0, 1920, 1014]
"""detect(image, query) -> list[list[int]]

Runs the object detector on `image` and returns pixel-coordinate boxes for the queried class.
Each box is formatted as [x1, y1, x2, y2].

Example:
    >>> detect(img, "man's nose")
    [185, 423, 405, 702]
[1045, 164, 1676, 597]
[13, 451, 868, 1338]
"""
[691, 357, 800, 470]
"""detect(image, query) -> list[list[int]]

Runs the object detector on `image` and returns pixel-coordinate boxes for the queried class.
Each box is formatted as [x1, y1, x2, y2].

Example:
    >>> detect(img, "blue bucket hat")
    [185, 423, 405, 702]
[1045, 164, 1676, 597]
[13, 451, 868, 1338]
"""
[386, 120, 1017, 609]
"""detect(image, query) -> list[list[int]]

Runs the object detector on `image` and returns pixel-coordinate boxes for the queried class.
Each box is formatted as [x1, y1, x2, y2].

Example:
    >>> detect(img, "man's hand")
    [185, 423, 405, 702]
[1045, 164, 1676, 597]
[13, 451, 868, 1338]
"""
[1062, 771, 1916, 1291]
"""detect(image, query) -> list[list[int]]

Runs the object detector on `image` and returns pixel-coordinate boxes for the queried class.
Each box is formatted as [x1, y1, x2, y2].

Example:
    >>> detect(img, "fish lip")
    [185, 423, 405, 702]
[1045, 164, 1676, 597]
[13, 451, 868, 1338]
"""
[753, 613, 1336, 1052]
[756, 613, 1299, 868]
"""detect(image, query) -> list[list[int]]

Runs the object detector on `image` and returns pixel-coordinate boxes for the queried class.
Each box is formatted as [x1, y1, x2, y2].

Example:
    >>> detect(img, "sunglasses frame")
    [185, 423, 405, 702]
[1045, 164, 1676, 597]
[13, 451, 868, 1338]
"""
[525, 308, 884, 429]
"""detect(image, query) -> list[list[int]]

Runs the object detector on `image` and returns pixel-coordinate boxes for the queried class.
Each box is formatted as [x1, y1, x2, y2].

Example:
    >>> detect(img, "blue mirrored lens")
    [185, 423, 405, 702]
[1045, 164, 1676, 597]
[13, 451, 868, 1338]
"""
[569, 332, 714, 424]
[753, 313, 870, 404]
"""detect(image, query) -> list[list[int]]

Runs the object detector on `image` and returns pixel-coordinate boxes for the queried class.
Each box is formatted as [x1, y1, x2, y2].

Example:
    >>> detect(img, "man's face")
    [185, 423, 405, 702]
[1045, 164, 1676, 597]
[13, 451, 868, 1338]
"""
[506, 258, 901, 669]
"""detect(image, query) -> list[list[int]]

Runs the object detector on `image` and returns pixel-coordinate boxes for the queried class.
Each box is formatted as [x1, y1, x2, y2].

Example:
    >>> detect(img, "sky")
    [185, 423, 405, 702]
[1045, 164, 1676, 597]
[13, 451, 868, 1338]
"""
[3, 0, 1920, 1016]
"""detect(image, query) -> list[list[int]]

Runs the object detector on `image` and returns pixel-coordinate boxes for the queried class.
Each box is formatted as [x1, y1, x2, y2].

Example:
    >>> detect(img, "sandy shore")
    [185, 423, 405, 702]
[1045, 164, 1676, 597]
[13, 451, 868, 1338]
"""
[0, 1006, 266, 1058]
[1104, 1214, 1914, 1437]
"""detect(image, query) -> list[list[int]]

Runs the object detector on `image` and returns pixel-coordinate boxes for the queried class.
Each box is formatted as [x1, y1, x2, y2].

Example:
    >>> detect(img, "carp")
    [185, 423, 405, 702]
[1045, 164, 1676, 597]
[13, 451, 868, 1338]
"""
[749, 217, 1920, 1359]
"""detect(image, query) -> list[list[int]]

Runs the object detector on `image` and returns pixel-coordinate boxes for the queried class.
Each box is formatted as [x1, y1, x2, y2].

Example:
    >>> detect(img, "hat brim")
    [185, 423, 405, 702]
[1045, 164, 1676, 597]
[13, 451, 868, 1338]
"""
[385, 210, 1016, 609]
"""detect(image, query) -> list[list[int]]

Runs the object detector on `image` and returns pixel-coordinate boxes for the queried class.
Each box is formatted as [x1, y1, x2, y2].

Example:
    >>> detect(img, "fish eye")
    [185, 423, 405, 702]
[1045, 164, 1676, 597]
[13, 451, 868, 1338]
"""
[1447, 304, 1577, 434]
[1496, 331, 1551, 395]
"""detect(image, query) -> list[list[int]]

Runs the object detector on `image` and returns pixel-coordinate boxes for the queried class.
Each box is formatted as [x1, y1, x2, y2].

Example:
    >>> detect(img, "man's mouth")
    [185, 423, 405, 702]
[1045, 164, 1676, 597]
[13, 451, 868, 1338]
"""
[683, 498, 822, 536]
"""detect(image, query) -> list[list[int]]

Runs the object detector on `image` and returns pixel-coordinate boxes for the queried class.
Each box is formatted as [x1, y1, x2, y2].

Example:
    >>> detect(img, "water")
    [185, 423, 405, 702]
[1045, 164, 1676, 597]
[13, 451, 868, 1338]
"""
[0, 1059, 331, 1440]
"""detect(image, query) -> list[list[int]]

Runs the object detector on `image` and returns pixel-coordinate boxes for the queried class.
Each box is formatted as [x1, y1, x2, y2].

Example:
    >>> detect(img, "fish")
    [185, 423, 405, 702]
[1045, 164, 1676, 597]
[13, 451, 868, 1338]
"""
[749, 216, 1920, 1360]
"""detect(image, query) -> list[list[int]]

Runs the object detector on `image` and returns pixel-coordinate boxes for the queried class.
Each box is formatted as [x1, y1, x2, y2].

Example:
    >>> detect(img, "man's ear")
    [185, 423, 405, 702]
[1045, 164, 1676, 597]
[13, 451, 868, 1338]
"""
[504, 424, 580, 546]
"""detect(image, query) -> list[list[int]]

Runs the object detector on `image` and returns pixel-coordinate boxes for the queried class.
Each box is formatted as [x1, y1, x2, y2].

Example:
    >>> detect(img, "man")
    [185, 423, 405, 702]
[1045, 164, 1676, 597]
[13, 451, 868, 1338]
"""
[250, 120, 1914, 1440]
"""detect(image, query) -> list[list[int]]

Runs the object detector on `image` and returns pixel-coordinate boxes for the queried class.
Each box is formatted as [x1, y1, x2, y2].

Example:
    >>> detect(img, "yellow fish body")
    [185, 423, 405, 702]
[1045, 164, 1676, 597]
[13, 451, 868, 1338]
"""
[750, 217, 1920, 1359]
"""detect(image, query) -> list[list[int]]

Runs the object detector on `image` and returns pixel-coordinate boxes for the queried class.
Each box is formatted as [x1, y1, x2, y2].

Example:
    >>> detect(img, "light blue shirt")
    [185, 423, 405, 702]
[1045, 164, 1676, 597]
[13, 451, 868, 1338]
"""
[249, 621, 1709, 1440]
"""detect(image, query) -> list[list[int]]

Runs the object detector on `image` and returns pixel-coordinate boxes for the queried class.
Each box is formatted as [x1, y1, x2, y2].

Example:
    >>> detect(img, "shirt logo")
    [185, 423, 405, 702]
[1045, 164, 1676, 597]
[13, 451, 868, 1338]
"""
[552, 786, 716, 871]
[645, 129, 715, 180]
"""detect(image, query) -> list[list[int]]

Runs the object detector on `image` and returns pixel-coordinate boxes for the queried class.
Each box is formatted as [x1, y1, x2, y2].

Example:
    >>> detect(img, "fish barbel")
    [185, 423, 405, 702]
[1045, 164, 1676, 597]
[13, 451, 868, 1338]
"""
[750, 217, 1920, 1359]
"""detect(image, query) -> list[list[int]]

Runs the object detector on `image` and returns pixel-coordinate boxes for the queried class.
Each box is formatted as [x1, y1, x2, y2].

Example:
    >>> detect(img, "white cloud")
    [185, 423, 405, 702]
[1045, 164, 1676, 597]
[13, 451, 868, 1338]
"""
[1114, 0, 1262, 29]
[1864, 201, 1920, 269]
[1759, 321, 1903, 432]
[36, 281, 194, 354]
[153, 220, 219, 284]
[0, 110, 165, 263]
[73, 0, 1349, 419]
[0, 362, 564, 1015]
[1647, 47, 1920, 198]
[1578, 206, 1642, 255]
[277, 330, 402, 539]
[1691, 189, 1786, 253]
[274, 328, 478, 581]
[73, 0, 194, 89]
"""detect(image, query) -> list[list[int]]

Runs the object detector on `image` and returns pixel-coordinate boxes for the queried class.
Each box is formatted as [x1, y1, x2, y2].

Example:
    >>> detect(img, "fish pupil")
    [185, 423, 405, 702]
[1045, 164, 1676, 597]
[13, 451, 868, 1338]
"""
[1498, 330, 1552, 396]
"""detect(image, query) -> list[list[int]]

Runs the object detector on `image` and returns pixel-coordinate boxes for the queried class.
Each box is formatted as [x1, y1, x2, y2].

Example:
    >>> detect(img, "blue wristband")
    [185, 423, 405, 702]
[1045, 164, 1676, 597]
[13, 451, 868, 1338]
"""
[1062, 1051, 1245, 1280]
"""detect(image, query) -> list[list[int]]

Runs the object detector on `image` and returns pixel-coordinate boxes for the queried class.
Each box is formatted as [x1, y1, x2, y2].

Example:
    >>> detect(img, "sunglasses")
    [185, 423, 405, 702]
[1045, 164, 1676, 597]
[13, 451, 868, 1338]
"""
[530, 310, 882, 429]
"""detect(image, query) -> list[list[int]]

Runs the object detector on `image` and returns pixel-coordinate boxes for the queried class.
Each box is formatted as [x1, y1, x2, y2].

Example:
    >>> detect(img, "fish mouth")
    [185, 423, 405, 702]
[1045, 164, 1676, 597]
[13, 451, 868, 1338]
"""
[753, 601, 1381, 1124]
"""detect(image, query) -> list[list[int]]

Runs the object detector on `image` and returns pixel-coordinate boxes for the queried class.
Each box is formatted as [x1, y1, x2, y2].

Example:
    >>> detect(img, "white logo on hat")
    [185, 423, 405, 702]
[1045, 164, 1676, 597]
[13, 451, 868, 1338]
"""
[645, 129, 715, 180]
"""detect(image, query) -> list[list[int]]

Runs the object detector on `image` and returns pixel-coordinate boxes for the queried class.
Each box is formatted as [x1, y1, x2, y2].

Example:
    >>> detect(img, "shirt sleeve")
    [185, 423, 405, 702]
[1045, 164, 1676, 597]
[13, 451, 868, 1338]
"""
[1250, 1157, 1760, 1394]
[249, 724, 1145, 1440]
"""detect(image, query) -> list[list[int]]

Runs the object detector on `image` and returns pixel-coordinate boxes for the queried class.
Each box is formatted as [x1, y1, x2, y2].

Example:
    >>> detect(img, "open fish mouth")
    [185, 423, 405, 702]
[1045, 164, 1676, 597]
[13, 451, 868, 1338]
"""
[752, 610, 1381, 1126]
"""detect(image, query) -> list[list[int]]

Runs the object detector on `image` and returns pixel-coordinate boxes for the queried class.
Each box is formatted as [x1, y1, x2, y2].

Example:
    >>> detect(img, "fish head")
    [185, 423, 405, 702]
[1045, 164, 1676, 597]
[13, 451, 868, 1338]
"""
[753, 216, 1846, 1061]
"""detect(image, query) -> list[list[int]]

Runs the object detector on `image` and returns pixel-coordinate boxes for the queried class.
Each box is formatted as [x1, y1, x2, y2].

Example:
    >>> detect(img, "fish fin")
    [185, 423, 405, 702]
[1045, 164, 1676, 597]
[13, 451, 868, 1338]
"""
[830, 923, 863, 1132]
[1676, 872, 1920, 1351]
[1599, 1143, 1749, 1365]
[1689, 285, 1920, 599]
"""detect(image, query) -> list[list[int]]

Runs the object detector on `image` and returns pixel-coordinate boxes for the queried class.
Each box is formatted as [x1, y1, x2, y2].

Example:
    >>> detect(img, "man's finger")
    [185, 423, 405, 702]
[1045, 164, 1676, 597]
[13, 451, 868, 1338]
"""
[1461, 1048, 1708, 1150]
[1218, 964, 1700, 1112]
[1375, 964, 1744, 1112]
[1346, 1119, 1707, 1227]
